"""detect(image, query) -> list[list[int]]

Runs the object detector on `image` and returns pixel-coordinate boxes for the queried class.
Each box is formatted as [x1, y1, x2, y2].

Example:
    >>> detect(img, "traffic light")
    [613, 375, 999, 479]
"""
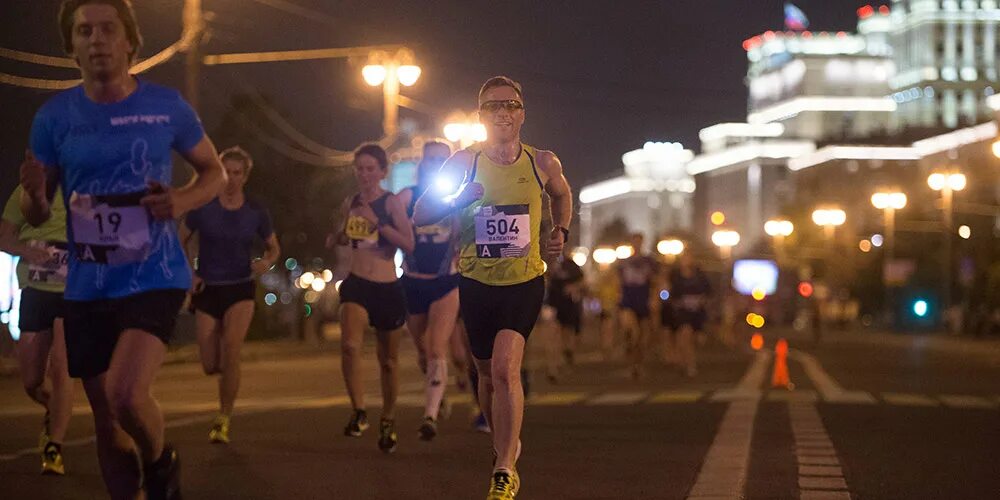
[912, 299, 928, 318]
[798, 282, 814, 298]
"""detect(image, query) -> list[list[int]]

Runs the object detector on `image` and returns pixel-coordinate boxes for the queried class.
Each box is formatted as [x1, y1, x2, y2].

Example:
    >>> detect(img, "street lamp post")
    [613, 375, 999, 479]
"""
[871, 191, 907, 326]
[363, 48, 421, 138]
[711, 230, 740, 261]
[443, 111, 488, 149]
[656, 238, 685, 263]
[763, 219, 794, 261]
[928, 171, 966, 319]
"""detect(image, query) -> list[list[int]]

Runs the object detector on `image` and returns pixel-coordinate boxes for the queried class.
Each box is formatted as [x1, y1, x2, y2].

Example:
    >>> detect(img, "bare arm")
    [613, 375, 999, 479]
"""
[538, 151, 573, 257]
[0, 219, 48, 264]
[378, 194, 415, 254]
[141, 137, 227, 220]
[260, 233, 282, 268]
[413, 150, 478, 226]
[19, 152, 59, 227]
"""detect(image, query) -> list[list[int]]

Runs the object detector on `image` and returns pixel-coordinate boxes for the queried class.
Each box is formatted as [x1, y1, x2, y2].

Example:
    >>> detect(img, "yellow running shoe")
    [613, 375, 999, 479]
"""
[209, 414, 231, 444]
[486, 470, 520, 499]
[41, 443, 65, 476]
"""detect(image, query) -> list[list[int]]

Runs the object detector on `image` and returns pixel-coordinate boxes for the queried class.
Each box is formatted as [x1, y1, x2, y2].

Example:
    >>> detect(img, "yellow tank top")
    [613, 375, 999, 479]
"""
[458, 144, 546, 286]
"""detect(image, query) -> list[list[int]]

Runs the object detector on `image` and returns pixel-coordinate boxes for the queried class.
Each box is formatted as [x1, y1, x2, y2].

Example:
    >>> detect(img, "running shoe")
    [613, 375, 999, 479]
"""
[143, 445, 181, 500]
[377, 418, 398, 453]
[209, 414, 230, 444]
[344, 409, 369, 437]
[418, 416, 438, 441]
[40, 442, 64, 476]
[486, 470, 520, 499]
[473, 412, 491, 433]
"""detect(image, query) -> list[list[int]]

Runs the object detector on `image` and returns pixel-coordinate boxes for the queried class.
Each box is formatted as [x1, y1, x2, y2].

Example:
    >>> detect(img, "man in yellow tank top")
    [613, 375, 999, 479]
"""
[414, 76, 573, 500]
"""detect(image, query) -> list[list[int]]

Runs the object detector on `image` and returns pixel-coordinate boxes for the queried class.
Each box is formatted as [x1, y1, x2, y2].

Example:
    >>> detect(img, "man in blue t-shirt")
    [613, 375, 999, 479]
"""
[19, 2, 226, 498]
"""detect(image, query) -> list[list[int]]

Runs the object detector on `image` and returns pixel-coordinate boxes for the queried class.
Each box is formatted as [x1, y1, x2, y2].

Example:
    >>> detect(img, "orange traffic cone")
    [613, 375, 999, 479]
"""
[771, 338, 793, 390]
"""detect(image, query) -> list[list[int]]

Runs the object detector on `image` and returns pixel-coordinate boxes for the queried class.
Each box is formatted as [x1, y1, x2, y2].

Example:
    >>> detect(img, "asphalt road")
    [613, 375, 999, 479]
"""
[1, 325, 998, 499]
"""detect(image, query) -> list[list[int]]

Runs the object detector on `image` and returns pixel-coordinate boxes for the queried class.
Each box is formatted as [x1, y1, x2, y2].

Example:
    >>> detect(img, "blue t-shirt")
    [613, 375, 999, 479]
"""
[29, 79, 205, 300]
[185, 197, 274, 285]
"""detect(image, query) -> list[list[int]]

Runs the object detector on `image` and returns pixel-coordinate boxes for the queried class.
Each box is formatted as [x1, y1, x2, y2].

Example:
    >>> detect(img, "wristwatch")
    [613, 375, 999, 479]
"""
[554, 225, 570, 243]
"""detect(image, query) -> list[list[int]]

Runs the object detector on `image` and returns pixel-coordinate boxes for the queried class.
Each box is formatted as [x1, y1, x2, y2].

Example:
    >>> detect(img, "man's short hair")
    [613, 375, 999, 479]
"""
[478, 76, 523, 102]
[219, 146, 254, 173]
[422, 140, 451, 156]
[354, 143, 389, 170]
[59, 0, 143, 63]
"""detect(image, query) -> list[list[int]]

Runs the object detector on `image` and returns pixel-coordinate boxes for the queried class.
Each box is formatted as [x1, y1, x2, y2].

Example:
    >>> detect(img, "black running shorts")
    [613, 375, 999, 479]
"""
[18, 287, 65, 333]
[338, 274, 407, 331]
[64, 289, 186, 379]
[400, 273, 459, 315]
[459, 275, 545, 360]
[192, 280, 256, 320]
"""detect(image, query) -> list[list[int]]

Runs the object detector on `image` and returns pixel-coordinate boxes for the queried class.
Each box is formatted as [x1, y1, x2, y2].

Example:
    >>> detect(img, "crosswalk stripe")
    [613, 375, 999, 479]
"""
[799, 465, 843, 477]
[799, 477, 848, 490]
[938, 395, 996, 409]
[767, 390, 818, 402]
[881, 392, 939, 406]
[710, 389, 761, 402]
[587, 392, 649, 405]
[530, 392, 587, 406]
[649, 391, 704, 403]
[824, 390, 877, 405]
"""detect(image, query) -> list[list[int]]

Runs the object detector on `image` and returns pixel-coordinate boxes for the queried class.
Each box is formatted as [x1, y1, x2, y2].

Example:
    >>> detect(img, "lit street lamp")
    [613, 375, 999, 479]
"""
[443, 111, 487, 149]
[763, 219, 793, 259]
[811, 208, 846, 241]
[870, 191, 906, 263]
[711, 230, 740, 261]
[928, 171, 966, 315]
[656, 239, 685, 260]
[363, 48, 421, 137]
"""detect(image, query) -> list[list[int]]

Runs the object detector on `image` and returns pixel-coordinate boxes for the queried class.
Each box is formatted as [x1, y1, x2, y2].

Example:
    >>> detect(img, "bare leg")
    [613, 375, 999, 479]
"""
[218, 301, 254, 415]
[16, 330, 53, 408]
[449, 320, 470, 390]
[424, 288, 459, 419]
[46, 319, 73, 443]
[491, 331, 526, 471]
[375, 328, 402, 419]
[406, 313, 429, 374]
[194, 311, 221, 376]
[677, 325, 696, 376]
[339, 303, 369, 410]
[473, 357, 493, 431]
[83, 374, 142, 499]
[105, 329, 168, 465]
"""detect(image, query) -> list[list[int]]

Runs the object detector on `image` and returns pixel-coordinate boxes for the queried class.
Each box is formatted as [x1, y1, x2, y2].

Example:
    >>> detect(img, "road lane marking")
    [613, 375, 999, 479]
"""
[800, 491, 852, 500]
[789, 403, 851, 498]
[586, 392, 648, 405]
[648, 391, 704, 403]
[938, 395, 996, 409]
[529, 392, 588, 406]
[790, 350, 876, 405]
[881, 392, 939, 407]
[767, 390, 818, 402]
[686, 352, 769, 500]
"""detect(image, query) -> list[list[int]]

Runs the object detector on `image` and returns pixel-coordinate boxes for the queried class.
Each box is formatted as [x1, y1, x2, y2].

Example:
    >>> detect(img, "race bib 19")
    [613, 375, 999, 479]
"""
[474, 204, 530, 258]
[68, 191, 151, 265]
[26, 240, 69, 284]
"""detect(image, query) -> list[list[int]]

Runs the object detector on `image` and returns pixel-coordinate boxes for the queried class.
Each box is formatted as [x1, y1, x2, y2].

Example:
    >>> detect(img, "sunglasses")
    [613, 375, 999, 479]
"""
[479, 99, 524, 113]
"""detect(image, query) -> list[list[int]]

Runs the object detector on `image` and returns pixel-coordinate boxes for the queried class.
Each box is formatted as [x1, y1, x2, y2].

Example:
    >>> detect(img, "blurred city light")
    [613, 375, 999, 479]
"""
[798, 282, 814, 298]
[992, 139, 1000, 159]
[711, 230, 740, 248]
[615, 245, 635, 259]
[284, 258, 298, 270]
[764, 219, 794, 237]
[592, 247, 618, 265]
[396, 65, 422, 86]
[362, 65, 387, 86]
[659, 289, 670, 300]
[811, 208, 846, 227]
[751, 287, 766, 301]
[871, 191, 907, 210]
[958, 225, 971, 239]
[310, 279, 327, 292]
[264, 293, 277, 306]
[303, 290, 319, 303]
[656, 239, 685, 256]
[913, 299, 929, 317]
[750, 333, 764, 351]
[871, 234, 884, 247]
[322, 269, 334, 282]
[334, 280, 344, 292]
[859, 239, 872, 252]
[710, 211, 726, 226]
[928, 172, 966, 192]
[570, 247, 589, 267]
[300, 271, 316, 287]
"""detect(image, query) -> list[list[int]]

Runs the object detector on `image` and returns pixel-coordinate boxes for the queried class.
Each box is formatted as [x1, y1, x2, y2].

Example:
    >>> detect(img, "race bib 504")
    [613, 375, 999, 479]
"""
[474, 204, 530, 259]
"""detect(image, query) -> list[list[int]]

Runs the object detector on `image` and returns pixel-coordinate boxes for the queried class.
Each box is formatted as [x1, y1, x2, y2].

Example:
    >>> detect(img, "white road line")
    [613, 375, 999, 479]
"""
[938, 395, 997, 409]
[686, 352, 769, 500]
[790, 350, 875, 405]
[881, 392, 939, 407]
[789, 403, 851, 498]
[585, 392, 648, 405]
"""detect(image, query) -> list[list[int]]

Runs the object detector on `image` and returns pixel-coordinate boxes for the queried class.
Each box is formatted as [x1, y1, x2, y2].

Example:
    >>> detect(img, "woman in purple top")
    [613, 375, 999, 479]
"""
[180, 147, 281, 444]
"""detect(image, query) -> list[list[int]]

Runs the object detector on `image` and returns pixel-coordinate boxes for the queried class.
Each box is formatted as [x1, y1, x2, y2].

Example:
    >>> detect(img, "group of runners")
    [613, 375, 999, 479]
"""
[4, 2, 721, 499]
[7, 2, 572, 499]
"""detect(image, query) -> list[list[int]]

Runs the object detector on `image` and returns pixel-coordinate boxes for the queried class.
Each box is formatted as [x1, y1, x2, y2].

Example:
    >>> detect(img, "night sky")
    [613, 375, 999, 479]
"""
[0, 0, 861, 196]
